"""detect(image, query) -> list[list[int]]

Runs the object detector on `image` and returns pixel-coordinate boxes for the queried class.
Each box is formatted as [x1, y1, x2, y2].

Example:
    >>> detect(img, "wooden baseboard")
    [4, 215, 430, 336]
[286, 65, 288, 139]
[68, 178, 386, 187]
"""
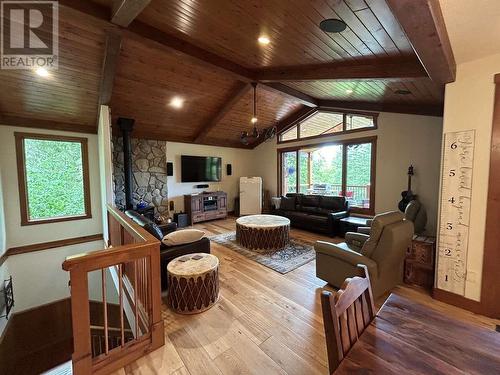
[432, 288, 485, 315]
[5, 233, 103, 257]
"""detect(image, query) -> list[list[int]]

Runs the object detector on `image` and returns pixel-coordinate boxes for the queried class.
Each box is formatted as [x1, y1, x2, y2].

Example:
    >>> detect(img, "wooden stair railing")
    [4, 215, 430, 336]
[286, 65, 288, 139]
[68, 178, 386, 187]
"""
[62, 205, 164, 375]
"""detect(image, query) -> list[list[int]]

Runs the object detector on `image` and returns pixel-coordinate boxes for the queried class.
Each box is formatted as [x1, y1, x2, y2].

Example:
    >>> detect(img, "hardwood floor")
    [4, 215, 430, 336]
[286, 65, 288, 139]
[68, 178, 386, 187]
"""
[111, 217, 500, 375]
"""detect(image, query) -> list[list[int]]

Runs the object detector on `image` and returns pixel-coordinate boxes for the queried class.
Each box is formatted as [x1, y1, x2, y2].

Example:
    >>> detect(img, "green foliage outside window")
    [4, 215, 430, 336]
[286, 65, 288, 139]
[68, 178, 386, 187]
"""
[346, 143, 372, 186]
[281, 142, 373, 206]
[24, 139, 86, 220]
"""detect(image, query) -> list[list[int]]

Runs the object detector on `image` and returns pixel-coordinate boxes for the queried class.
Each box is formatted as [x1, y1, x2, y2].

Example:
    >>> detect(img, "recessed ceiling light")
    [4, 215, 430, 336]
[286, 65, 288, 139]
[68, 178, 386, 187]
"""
[258, 36, 270, 45]
[345, 89, 353, 94]
[35, 67, 49, 77]
[319, 18, 347, 33]
[169, 96, 184, 109]
[395, 89, 412, 95]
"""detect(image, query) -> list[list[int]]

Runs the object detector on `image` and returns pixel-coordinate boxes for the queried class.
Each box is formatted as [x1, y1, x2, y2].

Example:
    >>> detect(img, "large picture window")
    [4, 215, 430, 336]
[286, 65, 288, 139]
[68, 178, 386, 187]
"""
[15, 132, 91, 225]
[278, 137, 376, 214]
[278, 109, 377, 143]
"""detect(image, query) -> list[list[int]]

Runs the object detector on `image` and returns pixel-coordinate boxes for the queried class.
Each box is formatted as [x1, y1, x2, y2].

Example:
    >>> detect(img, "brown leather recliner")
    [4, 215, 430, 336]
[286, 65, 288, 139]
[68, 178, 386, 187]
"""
[314, 211, 414, 298]
[358, 200, 427, 235]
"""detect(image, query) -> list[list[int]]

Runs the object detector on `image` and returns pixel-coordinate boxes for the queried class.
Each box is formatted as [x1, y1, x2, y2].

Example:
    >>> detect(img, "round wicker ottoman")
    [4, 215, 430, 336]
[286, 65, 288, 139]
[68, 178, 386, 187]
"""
[167, 253, 219, 314]
[236, 214, 290, 251]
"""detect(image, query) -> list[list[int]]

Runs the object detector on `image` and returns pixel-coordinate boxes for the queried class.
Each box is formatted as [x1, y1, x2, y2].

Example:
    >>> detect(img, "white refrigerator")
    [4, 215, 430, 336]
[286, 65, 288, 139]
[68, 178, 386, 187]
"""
[239, 177, 262, 215]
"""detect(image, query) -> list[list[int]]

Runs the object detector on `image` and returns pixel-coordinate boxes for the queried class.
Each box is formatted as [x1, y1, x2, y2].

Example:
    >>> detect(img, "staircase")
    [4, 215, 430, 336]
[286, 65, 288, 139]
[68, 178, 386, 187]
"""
[0, 299, 133, 375]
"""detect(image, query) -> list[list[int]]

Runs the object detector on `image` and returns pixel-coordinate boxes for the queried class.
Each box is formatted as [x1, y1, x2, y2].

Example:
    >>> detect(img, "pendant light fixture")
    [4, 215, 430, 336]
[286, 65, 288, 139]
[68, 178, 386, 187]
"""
[241, 82, 260, 144]
[250, 82, 259, 137]
[239, 83, 278, 146]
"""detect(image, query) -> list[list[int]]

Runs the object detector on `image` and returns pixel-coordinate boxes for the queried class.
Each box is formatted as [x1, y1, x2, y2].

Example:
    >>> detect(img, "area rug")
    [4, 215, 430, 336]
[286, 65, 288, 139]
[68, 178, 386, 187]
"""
[209, 231, 315, 274]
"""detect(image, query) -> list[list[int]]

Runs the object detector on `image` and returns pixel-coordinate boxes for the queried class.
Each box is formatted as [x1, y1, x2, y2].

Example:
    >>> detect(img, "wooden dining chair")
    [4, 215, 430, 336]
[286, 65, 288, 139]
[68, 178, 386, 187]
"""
[321, 264, 376, 373]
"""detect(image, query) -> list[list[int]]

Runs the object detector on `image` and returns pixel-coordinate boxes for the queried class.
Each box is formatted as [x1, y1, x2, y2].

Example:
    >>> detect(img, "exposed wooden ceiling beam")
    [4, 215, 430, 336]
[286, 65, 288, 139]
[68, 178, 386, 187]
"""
[253, 58, 427, 82]
[0, 115, 97, 134]
[57, 0, 316, 107]
[277, 107, 318, 134]
[60, 0, 256, 82]
[250, 107, 318, 148]
[318, 100, 443, 117]
[194, 82, 252, 142]
[260, 83, 318, 107]
[98, 31, 122, 105]
[386, 0, 456, 84]
[126, 21, 254, 83]
[126, 129, 253, 149]
[111, 0, 151, 27]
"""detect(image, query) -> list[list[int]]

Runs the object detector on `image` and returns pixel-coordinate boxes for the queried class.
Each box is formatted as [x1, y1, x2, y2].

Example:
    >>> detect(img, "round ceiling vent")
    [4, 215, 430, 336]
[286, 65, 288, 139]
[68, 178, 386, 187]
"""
[319, 19, 347, 33]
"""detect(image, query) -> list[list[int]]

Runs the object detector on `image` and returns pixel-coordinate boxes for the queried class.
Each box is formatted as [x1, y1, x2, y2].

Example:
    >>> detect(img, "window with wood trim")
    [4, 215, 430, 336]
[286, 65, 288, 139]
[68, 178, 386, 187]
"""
[15, 133, 92, 225]
[278, 110, 377, 143]
[278, 137, 376, 214]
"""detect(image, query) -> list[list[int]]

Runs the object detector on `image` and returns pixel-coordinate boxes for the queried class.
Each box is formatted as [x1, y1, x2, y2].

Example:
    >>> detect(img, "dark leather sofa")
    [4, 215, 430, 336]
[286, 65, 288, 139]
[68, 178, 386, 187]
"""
[125, 210, 210, 291]
[274, 193, 350, 236]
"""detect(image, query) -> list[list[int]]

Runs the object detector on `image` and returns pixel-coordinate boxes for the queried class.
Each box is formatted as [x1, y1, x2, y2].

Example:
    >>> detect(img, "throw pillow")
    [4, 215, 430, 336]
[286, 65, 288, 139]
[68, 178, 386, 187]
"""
[162, 229, 205, 246]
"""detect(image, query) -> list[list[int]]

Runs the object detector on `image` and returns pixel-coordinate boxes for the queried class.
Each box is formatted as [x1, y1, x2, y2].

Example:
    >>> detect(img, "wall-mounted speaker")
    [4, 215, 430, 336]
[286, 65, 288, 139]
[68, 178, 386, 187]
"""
[226, 164, 232, 176]
[195, 184, 209, 189]
[166, 162, 173, 176]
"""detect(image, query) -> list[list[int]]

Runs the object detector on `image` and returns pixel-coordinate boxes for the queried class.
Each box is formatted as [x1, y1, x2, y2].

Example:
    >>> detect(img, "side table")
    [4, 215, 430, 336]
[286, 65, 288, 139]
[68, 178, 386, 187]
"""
[404, 235, 436, 290]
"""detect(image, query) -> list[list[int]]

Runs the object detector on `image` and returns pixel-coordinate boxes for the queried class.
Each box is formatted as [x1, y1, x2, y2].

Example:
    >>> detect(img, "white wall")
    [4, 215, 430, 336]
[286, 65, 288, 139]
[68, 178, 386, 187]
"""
[0, 125, 104, 313]
[7, 240, 104, 312]
[166, 141, 256, 213]
[440, 53, 500, 301]
[253, 112, 443, 234]
[0, 167, 6, 257]
[0, 168, 7, 334]
[98, 106, 114, 245]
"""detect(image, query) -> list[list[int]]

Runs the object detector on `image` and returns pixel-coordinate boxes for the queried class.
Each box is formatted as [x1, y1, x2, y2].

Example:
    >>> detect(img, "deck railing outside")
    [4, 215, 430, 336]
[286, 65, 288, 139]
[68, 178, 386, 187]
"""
[62, 205, 164, 375]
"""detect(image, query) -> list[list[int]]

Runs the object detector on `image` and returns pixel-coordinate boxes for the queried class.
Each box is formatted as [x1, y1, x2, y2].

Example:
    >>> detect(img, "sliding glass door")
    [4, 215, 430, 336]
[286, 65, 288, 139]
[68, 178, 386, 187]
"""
[281, 151, 297, 194]
[279, 137, 376, 214]
[346, 142, 372, 209]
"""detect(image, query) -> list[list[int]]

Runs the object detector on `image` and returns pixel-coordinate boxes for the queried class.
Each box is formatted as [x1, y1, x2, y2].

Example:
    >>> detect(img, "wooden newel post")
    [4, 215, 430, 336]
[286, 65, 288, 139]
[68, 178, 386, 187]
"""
[148, 244, 165, 349]
[68, 267, 92, 374]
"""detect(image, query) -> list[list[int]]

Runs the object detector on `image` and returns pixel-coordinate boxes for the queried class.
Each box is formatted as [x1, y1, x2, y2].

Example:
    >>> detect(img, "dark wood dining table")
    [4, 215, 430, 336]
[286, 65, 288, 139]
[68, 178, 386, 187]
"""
[336, 293, 500, 374]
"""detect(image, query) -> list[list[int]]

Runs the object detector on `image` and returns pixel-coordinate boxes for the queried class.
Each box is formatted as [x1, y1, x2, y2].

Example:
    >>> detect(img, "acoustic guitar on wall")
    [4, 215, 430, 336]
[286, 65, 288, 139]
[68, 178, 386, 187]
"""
[398, 165, 415, 212]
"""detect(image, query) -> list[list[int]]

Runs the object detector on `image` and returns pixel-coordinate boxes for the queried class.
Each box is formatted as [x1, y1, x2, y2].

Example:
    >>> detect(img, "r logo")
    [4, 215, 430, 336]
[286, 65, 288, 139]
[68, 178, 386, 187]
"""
[1, 1, 58, 69]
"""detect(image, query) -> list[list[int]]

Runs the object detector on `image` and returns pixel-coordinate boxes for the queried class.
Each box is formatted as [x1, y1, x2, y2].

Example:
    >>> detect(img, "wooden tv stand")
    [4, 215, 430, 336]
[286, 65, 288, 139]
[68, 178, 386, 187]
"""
[184, 192, 228, 224]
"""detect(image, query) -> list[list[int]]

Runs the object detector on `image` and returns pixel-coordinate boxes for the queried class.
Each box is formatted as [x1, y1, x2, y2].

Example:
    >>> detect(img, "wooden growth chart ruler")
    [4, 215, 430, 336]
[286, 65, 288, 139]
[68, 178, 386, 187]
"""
[436, 130, 475, 296]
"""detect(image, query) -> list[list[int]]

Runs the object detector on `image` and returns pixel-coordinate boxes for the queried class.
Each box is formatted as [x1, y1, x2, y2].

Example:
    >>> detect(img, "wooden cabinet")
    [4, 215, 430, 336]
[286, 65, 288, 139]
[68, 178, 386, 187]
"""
[404, 235, 436, 290]
[191, 196, 203, 213]
[184, 192, 228, 224]
[218, 195, 227, 211]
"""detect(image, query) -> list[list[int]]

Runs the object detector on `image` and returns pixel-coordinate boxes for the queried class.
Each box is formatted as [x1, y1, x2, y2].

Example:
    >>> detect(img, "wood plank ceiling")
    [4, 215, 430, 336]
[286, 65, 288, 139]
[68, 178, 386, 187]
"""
[0, 6, 107, 133]
[0, 0, 451, 148]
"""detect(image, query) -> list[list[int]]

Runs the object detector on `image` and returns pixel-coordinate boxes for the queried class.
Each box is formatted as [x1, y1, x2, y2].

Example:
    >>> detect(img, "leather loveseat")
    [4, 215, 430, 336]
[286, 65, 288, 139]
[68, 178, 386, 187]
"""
[125, 210, 210, 291]
[274, 193, 350, 236]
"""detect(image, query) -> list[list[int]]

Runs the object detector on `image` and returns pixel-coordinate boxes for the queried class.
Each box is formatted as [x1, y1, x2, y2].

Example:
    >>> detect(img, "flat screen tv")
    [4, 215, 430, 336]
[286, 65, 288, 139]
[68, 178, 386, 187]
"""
[181, 155, 222, 182]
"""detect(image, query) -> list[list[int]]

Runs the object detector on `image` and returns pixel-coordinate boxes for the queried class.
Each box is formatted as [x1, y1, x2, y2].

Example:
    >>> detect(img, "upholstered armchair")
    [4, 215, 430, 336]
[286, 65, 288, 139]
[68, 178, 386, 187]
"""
[314, 211, 414, 298]
[358, 200, 427, 235]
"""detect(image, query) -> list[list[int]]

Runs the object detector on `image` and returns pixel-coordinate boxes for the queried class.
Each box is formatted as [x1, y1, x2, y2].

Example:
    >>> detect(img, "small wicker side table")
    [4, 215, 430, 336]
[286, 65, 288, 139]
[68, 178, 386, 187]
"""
[167, 253, 219, 314]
